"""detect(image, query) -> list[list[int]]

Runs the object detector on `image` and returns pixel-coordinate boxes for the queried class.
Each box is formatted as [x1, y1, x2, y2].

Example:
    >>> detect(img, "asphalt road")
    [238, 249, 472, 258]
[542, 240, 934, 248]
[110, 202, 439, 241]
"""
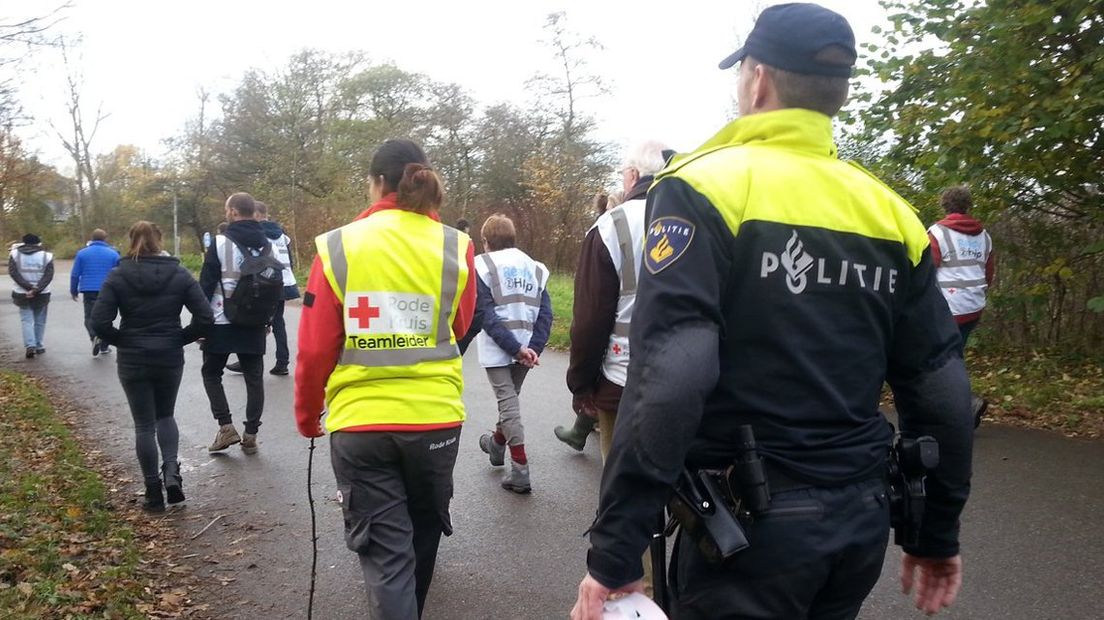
[1, 265, 1101, 619]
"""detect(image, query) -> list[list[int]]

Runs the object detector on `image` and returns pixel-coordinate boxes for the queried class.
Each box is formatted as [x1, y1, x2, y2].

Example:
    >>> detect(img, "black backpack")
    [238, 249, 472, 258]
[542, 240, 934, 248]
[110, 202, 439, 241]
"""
[220, 240, 285, 326]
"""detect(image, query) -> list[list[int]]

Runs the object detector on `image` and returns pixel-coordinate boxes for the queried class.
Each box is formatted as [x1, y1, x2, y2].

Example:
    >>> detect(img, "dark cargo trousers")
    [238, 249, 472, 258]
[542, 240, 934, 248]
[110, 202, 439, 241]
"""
[670, 477, 890, 620]
[331, 427, 461, 620]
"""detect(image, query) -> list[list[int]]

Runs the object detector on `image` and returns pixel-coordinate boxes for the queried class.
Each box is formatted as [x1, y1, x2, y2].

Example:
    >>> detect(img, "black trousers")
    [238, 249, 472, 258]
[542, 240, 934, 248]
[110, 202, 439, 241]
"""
[670, 477, 890, 620]
[331, 427, 461, 619]
[82, 291, 98, 340]
[201, 351, 264, 434]
[117, 362, 183, 480]
[270, 299, 289, 365]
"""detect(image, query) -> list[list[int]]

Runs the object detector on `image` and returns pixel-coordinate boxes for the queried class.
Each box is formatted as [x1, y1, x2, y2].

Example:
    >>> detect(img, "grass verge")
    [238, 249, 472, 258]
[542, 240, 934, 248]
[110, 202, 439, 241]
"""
[546, 272, 574, 350]
[968, 348, 1103, 438]
[0, 371, 190, 619]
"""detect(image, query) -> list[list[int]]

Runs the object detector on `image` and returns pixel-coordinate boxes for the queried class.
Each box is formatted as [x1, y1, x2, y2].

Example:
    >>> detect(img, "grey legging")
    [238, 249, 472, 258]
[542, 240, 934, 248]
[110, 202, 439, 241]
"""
[117, 362, 183, 480]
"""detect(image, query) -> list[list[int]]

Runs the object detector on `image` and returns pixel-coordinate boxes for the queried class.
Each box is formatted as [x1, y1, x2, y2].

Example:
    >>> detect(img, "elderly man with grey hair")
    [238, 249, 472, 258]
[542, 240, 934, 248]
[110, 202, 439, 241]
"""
[557, 140, 671, 594]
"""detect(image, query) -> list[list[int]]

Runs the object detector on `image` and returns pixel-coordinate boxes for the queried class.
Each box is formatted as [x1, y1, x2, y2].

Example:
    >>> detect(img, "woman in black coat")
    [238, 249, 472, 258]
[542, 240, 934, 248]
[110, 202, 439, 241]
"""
[91, 221, 214, 512]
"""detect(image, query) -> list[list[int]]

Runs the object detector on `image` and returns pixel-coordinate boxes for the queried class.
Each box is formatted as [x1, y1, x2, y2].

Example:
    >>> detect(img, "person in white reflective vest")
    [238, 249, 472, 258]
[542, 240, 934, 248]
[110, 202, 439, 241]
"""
[470, 214, 553, 494]
[225, 200, 299, 376]
[928, 185, 995, 427]
[558, 141, 669, 599]
[9, 233, 55, 358]
[559, 141, 671, 458]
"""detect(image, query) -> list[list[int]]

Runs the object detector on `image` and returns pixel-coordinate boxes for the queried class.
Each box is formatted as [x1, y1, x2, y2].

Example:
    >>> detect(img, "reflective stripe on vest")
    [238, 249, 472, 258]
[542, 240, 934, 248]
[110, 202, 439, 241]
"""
[474, 248, 547, 367]
[611, 207, 637, 296]
[929, 223, 990, 316]
[594, 199, 646, 386]
[327, 226, 461, 368]
[271, 234, 297, 286]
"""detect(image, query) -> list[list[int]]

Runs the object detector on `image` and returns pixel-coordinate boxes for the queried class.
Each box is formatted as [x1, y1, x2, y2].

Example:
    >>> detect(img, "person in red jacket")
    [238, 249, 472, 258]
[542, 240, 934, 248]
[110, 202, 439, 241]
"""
[294, 139, 477, 619]
[928, 185, 994, 427]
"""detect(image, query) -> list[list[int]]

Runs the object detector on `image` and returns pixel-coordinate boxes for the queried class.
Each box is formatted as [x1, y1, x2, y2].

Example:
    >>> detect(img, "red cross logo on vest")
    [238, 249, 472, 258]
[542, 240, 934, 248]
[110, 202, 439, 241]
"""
[612, 343, 622, 355]
[349, 295, 381, 329]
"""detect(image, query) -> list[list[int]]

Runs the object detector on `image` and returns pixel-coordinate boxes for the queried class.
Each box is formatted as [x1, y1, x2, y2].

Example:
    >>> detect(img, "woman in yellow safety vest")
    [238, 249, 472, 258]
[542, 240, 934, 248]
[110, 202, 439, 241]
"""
[294, 139, 477, 619]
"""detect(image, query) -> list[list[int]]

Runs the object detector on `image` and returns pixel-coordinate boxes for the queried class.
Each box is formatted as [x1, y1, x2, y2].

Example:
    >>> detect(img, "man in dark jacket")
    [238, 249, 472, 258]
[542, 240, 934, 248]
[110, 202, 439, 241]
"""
[226, 200, 299, 375]
[199, 192, 270, 455]
[9, 233, 55, 358]
[559, 141, 670, 457]
[71, 228, 121, 356]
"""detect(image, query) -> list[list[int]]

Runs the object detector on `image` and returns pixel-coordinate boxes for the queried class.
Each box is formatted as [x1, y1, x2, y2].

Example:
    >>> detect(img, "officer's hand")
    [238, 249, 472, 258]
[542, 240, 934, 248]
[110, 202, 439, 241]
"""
[901, 553, 962, 615]
[570, 573, 644, 620]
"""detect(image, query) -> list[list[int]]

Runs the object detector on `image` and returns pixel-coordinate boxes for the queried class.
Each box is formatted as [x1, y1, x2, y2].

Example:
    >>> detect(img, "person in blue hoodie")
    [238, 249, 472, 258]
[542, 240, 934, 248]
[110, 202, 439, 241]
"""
[71, 228, 121, 356]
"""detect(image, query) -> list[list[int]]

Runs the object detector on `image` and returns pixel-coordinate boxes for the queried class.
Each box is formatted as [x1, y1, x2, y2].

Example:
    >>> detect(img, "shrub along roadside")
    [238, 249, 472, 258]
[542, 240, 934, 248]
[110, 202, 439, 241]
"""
[968, 347, 1103, 439]
[0, 371, 199, 618]
[543, 273, 1102, 439]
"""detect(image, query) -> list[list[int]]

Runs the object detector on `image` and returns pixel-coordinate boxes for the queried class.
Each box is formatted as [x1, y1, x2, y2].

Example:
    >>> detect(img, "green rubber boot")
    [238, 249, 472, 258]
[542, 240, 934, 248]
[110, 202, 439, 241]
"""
[554, 414, 598, 452]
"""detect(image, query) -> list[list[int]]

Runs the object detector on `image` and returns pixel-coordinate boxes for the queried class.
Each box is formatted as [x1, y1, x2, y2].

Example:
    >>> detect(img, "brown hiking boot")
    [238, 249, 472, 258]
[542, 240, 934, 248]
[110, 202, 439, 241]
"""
[208, 424, 241, 452]
[240, 433, 258, 455]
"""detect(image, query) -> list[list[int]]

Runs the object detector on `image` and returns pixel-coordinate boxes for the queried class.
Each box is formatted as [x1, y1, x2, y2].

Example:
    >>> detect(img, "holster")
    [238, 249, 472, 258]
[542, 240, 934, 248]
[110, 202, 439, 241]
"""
[667, 469, 749, 564]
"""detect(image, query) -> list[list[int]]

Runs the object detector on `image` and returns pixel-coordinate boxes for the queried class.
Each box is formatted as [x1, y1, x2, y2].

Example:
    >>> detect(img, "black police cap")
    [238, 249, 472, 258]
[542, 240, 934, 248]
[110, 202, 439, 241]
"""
[718, 3, 857, 78]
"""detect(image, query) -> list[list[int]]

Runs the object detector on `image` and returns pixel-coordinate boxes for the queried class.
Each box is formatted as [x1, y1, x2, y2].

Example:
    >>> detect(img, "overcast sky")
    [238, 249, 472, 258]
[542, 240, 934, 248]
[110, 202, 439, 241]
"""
[8, 0, 891, 170]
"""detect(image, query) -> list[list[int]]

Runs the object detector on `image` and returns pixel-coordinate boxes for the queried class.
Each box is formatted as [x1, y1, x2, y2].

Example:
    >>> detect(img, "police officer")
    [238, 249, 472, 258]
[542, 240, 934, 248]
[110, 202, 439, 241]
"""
[570, 4, 974, 619]
[295, 139, 477, 619]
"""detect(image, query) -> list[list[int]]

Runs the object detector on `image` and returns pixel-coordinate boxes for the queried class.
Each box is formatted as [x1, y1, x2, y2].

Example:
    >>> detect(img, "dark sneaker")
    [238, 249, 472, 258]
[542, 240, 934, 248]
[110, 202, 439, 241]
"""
[240, 433, 258, 455]
[270, 364, 289, 376]
[972, 395, 989, 429]
[34, 348, 45, 355]
[208, 424, 242, 452]
[479, 433, 505, 467]
[25, 347, 35, 359]
[92, 337, 102, 357]
[225, 361, 242, 373]
[100, 343, 111, 354]
[501, 460, 531, 494]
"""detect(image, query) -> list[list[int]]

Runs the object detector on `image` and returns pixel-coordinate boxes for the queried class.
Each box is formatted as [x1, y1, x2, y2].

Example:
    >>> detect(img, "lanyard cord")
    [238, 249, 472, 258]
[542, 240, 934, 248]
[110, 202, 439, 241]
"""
[307, 437, 318, 619]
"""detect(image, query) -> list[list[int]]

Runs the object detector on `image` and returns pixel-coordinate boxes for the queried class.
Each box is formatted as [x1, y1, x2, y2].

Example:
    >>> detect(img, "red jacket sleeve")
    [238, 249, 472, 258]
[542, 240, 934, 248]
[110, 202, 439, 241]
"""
[928, 232, 942, 268]
[294, 256, 344, 437]
[452, 242, 477, 340]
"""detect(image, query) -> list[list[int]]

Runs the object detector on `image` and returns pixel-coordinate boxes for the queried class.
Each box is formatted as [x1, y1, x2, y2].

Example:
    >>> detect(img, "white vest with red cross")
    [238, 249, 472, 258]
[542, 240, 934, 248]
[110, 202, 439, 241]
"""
[592, 198, 646, 386]
[928, 223, 992, 317]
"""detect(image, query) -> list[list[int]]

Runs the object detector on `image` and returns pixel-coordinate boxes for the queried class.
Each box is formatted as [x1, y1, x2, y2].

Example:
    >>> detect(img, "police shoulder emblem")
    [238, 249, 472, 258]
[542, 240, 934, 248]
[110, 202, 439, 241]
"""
[645, 216, 696, 274]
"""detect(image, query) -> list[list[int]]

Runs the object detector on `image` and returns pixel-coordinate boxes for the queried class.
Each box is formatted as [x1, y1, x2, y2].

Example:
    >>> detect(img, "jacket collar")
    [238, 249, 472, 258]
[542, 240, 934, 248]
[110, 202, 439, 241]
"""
[624, 175, 654, 202]
[677, 108, 838, 164]
[354, 192, 441, 223]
